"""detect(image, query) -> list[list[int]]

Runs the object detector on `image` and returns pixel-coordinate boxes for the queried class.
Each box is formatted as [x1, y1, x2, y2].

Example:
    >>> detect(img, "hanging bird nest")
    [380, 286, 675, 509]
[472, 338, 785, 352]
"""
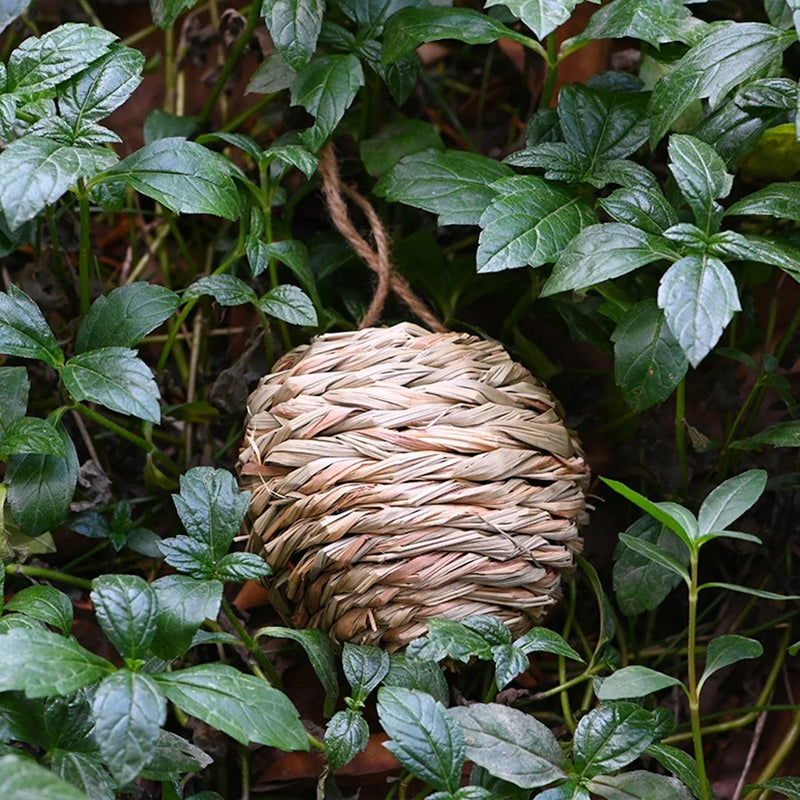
[236, 146, 591, 651]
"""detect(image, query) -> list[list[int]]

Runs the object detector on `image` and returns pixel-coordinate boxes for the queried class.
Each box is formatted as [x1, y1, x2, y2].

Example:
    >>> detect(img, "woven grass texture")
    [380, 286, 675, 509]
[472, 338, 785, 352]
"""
[238, 322, 591, 650]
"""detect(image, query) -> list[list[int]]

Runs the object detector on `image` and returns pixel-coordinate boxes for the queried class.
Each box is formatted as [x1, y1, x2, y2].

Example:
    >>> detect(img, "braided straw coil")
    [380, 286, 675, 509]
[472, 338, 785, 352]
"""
[237, 322, 590, 651]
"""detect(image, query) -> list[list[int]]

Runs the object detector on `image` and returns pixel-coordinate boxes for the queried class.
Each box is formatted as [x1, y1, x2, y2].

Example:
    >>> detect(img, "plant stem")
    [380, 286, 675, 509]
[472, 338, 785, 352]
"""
[221, 599, 284, 690]
[198, 0, 262, 125]
[675, 377, 688, 495]
[538, 34, 559, 109]
[5, 563, 93, 590]
[76, 180, 92, 316]
[687, 550, 712, 800]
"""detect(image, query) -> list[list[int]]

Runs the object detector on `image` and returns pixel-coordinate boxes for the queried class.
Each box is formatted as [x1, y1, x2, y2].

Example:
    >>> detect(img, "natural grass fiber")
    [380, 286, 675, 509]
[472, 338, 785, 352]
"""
[238, 322, 590, 650]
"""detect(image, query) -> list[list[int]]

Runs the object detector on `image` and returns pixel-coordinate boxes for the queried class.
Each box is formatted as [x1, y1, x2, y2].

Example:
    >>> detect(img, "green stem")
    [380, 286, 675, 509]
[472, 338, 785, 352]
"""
[198, 0, 262, 125]
[221, 599, 284, 690]
[687, 550, 712, 800]
[675, 377, 688, 496]
[5, 563, 92, 590]
[76, 180, 92, 317]
[538, 34, 559, 109]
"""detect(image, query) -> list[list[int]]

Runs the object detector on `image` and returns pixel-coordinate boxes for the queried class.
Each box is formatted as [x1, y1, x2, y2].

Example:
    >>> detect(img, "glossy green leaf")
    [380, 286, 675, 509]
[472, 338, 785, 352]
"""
[483, 0, 581, 39]
[645, 743, 704, 799]
[139, 729, 212, 780]
[142, 109, 198, 143]
[377, 686, 464, 794]
[214, 552, 272, 581]
[0, 1, 31, 35]
[731, 420, 800, 449]
[0, 628, 113, 696]
[588, 771, 693, 800]
[449, 703, 567, 789]
[708, 230, 800, 281]
[745, 778, 800, 799]
[158, 535, 215, 579]
[382, 654, 448, 705]
[0, 754, 90, 800]
[99, 138, 239, 219]
[0, 137, 115, 227]
[662, 222, 710, 252]
[504, 142, 586, 183]
[597, 666, 685, 700]
[91, 575, 158, 661]
[62, 348, 161, 423]
[50, 751, 115, 800]
[60, 45, 144, 125]
[491, 645, 530, 690]
[612, 300, 688, 412]
[150, 0, 199, 27]
[617, 530, 691, 590]
[342, 643, 390, 704]
[726, 182, 800, 221]
[736, 77, 798, 110]
[262, 0, 325, 70]
[0, 417, 66, 458]
[698, 635, 763, 692]
[183, 275, 256, 306]
[258, 285, 318, 326]
[407, 617, 494, 663]
[5, 426, 78, 536]
[290, 54, 364, 144]
[566, 0, 704, 47]
[247, 51, 297, 94]
[0, 286, 62, 367]
[75, 283, 180, 353]
[514, 627, 584, 662]
[542, 223, 679, 296]
[649, 22, 796, 145]
[4, 585, 73, 634]
[382, 7, 530, 64]
[658, 253, 740, 367]
[599, 187, 677, 236]
[699, 582, 800, 601]
[150, 575, 222, 660]
[325, 709, 369, 770]
[92, 671, 166, 784]
[360, 119, 443, 176]
[0, 368, 29, 436]
[573, 702, 670, 777]
[7, 23, 116, 96]
[155, 664, 308, 750]
[462, 616, 511, 645]
[697, 469, 766, 537]
[477, 175, 595, 272]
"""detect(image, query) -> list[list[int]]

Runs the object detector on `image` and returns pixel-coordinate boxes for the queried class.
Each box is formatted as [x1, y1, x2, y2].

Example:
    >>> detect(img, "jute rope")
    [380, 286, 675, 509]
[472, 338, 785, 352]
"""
[318, 144, 447, 332]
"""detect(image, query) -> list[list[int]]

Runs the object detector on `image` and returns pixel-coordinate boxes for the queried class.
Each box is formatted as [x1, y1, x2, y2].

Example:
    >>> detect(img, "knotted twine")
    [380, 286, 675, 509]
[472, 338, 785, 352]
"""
[237, 145, 590, 650]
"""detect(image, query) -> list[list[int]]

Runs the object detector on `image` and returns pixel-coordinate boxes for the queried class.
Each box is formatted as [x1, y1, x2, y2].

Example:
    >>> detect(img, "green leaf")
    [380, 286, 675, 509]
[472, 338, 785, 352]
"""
[158, 535, 215, 579]
[0, 754, 91, 800]
[99, 138, 239, 219]
[382, 7, 529, 65]
[150, 0, 200, 27]
[0, 137, 116, 227]
[514, 628, 584, 662]
[649, 22, 796, 145]
[658, 253, 741, 367]
[377, 686, 464, 794]
[668, 134, 732, 234]
[215, 552, 273, 581]
[325, 710, 369, 770]
[0, 368, 29, 436]
[4, 585, 73, 634]
[139, 729, 212, 780]
[491, 646, 530, 690]
[463, 615, 511, 645]
[376, 148, 512, 226]
[262, 0, 325, 70]
[342, 643, 390, 705]
[477, 175, 596, 272]
[0, 285, 63, 367]
[599, 187, 678, 236]
[697, 470, 767, 537]
[150, 575, 222, 660]
[612, 300, 688, 412]
[60, 45, 144, 126]
[40, 691, 96, 752]
[258, 285, 318, 326]
[62, 348, 161, 423]
[504, 142, 586, 184]
[614, 519, 690, 615]
[263, 142, 318, 178]
[407, 617, 494, 663]
[50, 751, 115, 800]
[143, 109, 199, 144]
[745, 778, 800, 799]
[290, 54, 364, 144]
[731, 421, 800, 449]
[698, 635, 763, 692]
[360, 119, 443, 177]
[247, 51, 298, 94]
[645, 743, 703, 799]
[92, 671, 166, 784]
[75, 283, 180, 353]
[91, 575, 158, 661]
[450, 703, 567, 789]
[483, 0, 580, 39]
[542, 223, 679, 296]
[588, 771, 693, 800]
[154, 664, 308, 750]
[256, 239, 319, 303]
[384, 654, 449, 705]
[5, 426, 78, 536]
[0, 417, 66, 458]
[662, 222, 709, 253]
[726, 182, 800, 221]
[566, 0, 704, 48]
[699, 582, 800, 601]
[7, 23, 117, 97]
[597, 666, 685, 700]
[172, 467, 251, 561]
[0, 628, 113, 696]
[183, 275, 256, 306]
[736, 77, 798, 110]
[573, 702, 670, 778]
[0, 2, 31, 35]
[708, 230, 800, 281]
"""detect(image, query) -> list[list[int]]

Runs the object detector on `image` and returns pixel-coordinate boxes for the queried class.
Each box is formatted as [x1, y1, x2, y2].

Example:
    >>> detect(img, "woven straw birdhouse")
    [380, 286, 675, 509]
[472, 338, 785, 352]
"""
[237, 322, 590, 651]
